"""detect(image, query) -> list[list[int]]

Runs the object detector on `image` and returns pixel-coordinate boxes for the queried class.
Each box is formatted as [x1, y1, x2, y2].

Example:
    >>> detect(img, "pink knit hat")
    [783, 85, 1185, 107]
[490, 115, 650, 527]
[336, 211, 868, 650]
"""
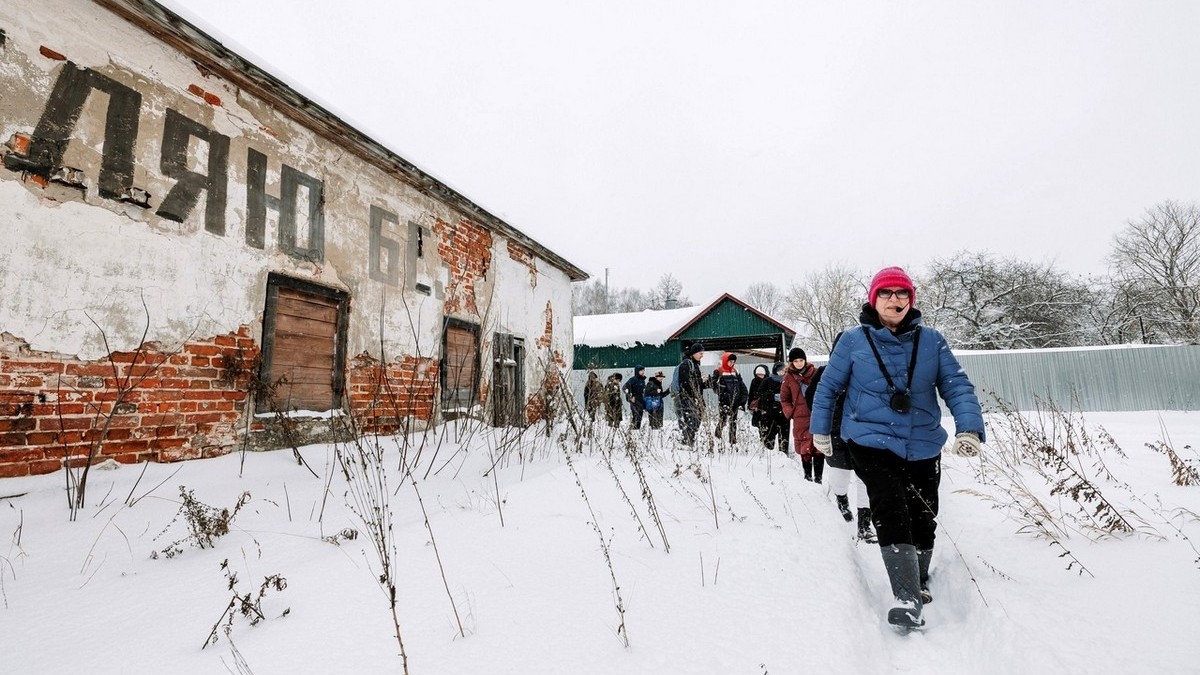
[867, 266, 915, 305]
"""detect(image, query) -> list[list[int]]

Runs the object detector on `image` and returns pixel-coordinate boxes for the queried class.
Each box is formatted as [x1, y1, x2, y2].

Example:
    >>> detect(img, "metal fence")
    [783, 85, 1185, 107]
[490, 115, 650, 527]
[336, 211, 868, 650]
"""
[566, 344, 1200, 416]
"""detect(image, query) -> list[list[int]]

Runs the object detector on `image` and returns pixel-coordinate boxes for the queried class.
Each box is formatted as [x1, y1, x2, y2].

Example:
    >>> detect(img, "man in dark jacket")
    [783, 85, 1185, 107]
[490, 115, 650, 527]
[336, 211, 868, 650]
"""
[675, 342, 708, 446]
[622, 365, 648, 429]
[713, 352, 748, 444]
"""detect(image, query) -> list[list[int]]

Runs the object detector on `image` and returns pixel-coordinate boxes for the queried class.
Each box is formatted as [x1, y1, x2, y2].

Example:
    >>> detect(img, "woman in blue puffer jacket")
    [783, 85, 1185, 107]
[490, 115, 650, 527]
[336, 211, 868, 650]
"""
[810, 266, 985, 630]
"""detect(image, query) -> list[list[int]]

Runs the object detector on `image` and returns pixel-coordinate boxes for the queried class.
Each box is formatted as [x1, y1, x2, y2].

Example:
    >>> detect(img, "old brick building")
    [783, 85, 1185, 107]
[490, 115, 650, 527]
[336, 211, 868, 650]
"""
[0, 0, 586, 477]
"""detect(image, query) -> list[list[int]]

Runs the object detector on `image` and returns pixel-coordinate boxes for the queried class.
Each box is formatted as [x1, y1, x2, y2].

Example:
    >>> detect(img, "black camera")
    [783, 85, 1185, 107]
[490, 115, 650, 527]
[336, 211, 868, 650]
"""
[890, 391, 912, 413]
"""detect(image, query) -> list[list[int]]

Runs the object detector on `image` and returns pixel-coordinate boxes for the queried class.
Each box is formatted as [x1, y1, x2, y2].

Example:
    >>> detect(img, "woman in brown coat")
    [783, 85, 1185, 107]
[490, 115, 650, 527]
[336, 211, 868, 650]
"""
[781, 346, 824, 482]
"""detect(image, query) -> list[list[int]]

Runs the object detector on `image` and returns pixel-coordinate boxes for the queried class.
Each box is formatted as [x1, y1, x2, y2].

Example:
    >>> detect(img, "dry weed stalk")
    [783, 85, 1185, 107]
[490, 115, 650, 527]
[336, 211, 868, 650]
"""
[334, 428, 409, 672]
[560, 446, 630, 647]
[66, 299, 194, 519]
[1145, 419, 1199, 486]
[203, 558, 288, 650]
[151, 487, 251, 558]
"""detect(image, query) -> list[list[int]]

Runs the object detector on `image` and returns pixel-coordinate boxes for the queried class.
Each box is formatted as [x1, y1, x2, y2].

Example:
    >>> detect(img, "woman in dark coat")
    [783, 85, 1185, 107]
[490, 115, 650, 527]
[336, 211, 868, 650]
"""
[756, 362, 788, 453]
[747, 364, 769, 433]
[642, 371, 667, 429]
[781, 346, 823, 482]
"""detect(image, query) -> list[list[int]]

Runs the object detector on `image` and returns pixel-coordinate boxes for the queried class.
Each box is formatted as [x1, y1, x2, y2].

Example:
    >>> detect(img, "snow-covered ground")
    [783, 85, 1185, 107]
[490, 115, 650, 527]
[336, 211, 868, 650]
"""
[1, 410, 1197, 674]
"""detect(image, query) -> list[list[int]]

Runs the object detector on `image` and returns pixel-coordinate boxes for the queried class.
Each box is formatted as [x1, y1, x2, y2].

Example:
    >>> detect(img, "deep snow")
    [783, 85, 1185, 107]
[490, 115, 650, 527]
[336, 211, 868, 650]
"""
[1, 410, 1198, 674]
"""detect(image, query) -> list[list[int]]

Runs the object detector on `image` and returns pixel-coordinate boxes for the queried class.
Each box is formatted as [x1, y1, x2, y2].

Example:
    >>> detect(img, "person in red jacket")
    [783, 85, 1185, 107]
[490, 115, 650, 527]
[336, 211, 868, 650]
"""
[781, 346, 825, 482]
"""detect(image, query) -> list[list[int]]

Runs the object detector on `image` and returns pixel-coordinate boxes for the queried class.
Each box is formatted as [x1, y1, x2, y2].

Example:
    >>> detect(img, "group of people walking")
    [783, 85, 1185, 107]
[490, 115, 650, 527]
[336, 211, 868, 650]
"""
[578, 266, 986, 631]
[583, 366, 670, 430]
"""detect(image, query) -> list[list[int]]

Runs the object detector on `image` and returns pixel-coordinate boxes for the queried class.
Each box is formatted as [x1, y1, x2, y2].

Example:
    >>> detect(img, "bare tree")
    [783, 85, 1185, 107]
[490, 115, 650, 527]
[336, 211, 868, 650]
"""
[742, 282, 783, 317]
[572, 279, 610, 315]
[1108, 200, 1200, 343]
[611, 286, 652, 313]
[1079, 274, 1155, 345]
[782, 263, 863, 352]
[647, 274, 691, 310]
[921, 251, 1093, 349]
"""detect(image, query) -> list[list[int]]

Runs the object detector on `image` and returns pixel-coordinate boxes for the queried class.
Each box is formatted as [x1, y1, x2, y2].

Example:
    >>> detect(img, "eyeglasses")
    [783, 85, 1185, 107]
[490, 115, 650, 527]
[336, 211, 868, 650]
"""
[875, 289, 911, 300]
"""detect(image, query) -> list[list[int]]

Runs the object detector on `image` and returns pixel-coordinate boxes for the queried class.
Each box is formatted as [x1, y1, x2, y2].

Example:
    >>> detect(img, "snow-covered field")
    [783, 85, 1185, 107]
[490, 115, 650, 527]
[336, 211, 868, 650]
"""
[1, 410, 1197, 674]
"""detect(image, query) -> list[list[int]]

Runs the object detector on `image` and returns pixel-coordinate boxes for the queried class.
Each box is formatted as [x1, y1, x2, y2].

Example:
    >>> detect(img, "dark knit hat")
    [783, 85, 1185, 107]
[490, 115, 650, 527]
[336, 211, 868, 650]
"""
[868, 266, 916, 304]
[686, 342, 705, 357]
[772, 361, 785, 375]
[788, 347, 806, 362]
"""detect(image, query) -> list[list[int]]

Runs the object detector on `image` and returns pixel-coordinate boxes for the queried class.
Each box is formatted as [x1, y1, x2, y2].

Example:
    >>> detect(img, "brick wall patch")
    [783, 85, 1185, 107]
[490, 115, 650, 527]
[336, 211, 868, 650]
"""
[0, 327, 258, 478]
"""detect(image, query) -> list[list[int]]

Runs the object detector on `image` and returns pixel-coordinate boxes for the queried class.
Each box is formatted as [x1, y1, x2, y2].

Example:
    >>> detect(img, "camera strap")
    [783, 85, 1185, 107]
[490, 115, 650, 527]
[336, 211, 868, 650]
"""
[861, 326, 921, 395]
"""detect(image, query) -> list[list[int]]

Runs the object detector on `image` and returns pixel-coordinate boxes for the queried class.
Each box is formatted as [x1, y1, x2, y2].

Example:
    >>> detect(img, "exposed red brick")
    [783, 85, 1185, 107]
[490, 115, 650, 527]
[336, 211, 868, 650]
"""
[39, 46, 66, 61]
[434, 218, 492, 316]
[507, 240, 539, 288]
[0, 327, 258, 476]
[347, 352, 440, 434]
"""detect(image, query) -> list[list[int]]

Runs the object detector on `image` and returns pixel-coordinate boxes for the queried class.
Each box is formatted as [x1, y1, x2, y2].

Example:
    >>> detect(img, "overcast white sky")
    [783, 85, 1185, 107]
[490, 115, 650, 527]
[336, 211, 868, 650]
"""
[163, 0, 1200, 301]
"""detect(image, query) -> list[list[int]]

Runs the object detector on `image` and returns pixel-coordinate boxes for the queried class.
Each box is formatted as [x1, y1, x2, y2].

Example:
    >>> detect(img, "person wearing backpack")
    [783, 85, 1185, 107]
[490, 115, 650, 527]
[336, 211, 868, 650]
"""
[810, 266, 985, 630]
[805, 333, 875, 543]
[643, 371, 667, 429]
[713, 352, 748, 444]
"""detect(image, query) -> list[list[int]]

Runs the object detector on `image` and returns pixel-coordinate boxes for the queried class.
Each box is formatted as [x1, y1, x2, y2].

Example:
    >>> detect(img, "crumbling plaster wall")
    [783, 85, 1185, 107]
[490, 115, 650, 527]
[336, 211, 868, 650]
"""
[0, 0, 472, 362]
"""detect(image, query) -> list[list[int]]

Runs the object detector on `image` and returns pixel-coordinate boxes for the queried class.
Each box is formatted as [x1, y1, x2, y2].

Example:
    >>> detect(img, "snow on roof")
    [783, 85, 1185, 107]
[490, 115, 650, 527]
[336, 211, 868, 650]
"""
[573, 304, 707, 348]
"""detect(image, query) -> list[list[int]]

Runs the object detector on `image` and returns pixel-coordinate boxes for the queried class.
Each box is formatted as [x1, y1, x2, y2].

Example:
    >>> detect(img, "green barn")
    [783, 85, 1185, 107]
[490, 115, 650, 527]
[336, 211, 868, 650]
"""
[573, 293, 796, 370]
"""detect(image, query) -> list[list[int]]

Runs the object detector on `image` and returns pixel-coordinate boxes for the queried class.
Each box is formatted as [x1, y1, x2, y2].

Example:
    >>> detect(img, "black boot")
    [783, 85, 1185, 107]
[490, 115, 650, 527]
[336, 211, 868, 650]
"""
[857, 508, 877, 544]
[881, 544, 924, 628]
[813, 455, 825, 484]
[836, 494, 853, 522]
[802, 458, 813, 481]
[917, 548, 933, 604]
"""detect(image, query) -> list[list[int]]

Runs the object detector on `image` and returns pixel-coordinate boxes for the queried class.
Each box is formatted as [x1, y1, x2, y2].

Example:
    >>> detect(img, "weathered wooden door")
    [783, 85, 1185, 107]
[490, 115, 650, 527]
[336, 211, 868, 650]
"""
[491, 333, 525, 427]
[259, 276, 348, 412]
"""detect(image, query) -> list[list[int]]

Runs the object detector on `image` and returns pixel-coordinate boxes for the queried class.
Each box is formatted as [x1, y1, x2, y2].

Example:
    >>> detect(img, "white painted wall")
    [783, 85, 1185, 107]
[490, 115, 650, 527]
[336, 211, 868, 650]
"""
[0, 0, 577, 408]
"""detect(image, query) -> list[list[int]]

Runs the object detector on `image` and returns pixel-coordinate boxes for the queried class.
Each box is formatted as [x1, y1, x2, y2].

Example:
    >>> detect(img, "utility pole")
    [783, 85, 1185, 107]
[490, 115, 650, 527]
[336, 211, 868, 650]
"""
[604, 267, 610, 313]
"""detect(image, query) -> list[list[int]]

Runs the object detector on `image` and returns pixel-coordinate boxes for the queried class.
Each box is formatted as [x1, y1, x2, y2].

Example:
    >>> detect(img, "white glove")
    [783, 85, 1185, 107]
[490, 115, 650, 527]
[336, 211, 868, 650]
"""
[951, 432, 981, 457]
[813, 434, 833, 457]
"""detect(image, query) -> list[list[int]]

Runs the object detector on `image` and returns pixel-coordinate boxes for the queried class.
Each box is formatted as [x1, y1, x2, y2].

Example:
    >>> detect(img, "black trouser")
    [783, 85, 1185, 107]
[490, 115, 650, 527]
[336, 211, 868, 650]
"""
[630, 402, 645, 429]
[679, 401, 702, 445]
[761, 412, 788, 452]
[648, 406, 664, 429]
[714, 404, 738, 442]
[848, 441, 940, 549]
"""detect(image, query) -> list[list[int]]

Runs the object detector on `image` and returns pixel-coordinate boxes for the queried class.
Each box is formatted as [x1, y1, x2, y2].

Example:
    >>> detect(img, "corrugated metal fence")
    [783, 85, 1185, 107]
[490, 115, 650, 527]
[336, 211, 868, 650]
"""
[567, 345, 1200, 415]
[948, 344, 1200, 412]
